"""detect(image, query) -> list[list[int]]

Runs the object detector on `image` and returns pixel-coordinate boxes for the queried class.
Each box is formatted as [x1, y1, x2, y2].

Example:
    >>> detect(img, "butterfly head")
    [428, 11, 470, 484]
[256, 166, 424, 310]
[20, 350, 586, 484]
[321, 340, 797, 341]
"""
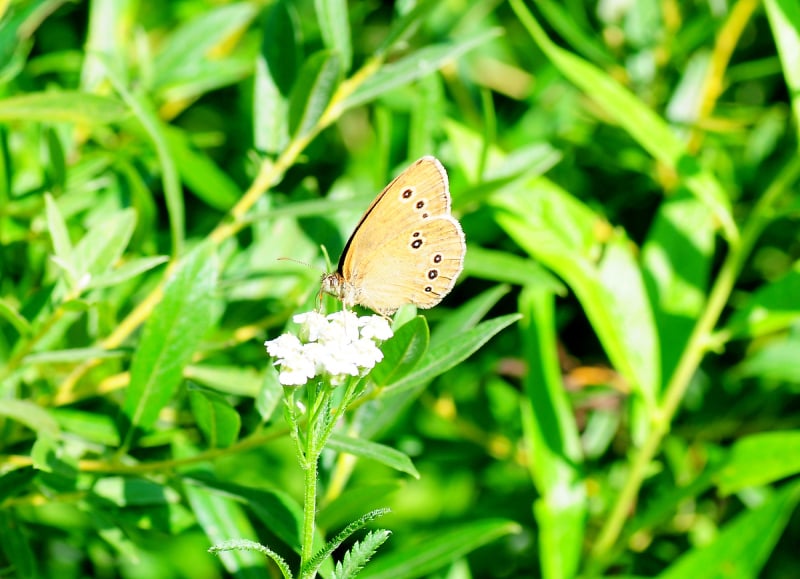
[320, 272, 357, 309]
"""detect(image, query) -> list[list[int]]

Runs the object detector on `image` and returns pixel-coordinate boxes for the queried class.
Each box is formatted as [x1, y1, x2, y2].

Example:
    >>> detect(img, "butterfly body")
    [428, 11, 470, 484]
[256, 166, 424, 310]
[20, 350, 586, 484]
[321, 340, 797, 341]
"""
[321, 156, 465, 316]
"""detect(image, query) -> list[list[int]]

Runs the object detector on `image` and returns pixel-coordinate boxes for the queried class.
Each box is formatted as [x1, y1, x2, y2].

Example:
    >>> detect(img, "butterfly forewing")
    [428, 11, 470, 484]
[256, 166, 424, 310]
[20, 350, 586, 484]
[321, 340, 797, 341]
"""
[328, 156, 465, 315]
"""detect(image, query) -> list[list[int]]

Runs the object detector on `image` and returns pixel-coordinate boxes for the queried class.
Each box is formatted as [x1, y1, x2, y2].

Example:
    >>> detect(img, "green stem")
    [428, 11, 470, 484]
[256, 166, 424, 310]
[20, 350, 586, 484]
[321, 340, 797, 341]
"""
[300, 434, 319, 572]
[589, 157, 800, 568]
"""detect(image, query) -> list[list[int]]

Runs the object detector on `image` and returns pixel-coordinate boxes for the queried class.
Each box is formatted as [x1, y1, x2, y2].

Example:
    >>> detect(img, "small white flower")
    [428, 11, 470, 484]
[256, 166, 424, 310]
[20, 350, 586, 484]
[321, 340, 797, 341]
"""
[265, 310, 393, 386]
[293, 311, 328, 342]
[265, 333, 303, 359]
[323, 310, 360, 343]
[359, 316, 393, 341]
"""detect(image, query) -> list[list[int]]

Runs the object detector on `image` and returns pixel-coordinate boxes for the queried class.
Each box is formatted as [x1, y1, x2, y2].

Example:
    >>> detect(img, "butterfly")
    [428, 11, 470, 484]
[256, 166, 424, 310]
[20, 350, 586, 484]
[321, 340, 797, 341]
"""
[320, 156, 466, 316]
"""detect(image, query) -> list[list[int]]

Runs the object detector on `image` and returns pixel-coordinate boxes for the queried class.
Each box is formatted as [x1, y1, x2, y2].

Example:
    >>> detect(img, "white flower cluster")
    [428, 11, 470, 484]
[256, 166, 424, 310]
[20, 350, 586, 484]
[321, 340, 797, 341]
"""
[265, 311, 393, 386]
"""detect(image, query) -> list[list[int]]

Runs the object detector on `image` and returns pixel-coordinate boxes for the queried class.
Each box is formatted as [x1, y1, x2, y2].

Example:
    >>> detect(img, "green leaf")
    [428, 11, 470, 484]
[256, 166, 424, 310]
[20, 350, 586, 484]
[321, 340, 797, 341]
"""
[122, 243, 218, 445]
[510, 0, 737, 242]
[304, 508, 390, 579]
[519, 287, 586, 579]
[288, 50, 341, 140]
[164, 127, 241, 211]
[0, 91, 129, 123]
[384, 313, 521, 394]
[22, 347, 127, 364]
[724, 263, 800, 339]
[343, 29, 502, 112]
[188, 386, 241, 448]
[254, 0, 300, 153]
[717, 431, 800, 495]
[465, 246, 564, 292]
[51, 408, 120, 447]
[100, 55, 184, 256]
[209, 540, 294, 579]
[327, 433, 419, 479]
[182, 475, 268, 578]
[87, 256, 170, 290]
[183, 475, 304, 557]
[371, 316, 429, 388]
[44, 193, 77, 285]
[73, 208, 137, 279]
[0, 399, 60, 437]
[0, 298, 32, 336]
[764, 0, 800, 139]
[660, 481, 800, 579]
[333, 529, 391, 579]
[430, 285, 511, 348]
[151, 3, 259, 95]
[315, 0, 352, 72]
[185, 364, 264, 397]
[0, 511, 37, 578]
[493, 178, 660, 403]
[376, 0, 440, 55]
[92, 476, 182, 507]
[733, 336, 800, 383]
[642, 195, 715, 384]
[358, 519, 520, 579]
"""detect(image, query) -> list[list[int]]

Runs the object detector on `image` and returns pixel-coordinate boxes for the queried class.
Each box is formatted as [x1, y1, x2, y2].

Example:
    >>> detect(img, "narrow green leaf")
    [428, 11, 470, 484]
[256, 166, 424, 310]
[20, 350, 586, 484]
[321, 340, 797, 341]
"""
[188, 387, 241, 448]
[183, 475, 304, 557]
[87, 256, 170, 290]
[255, 0, 300, 153]
[100, 55, 184, 256]
[344, 29, 502, 112]
[764, 0, 800, 139]
[724, 263, 800, 339]
[182, 476, 268, 578]
[0, 400, 60, 437]
[51, 408, 120, 447]
[430, 284, 511, 348]
[209, 540, 294, 579]
[371, 316, 429, 388]
[0, 511, 37, 578]
[376, 0, 439, 55]
[22, 347, 127, 364]
[0, 298, 32, 336]
[660, 481, 800, 579]
[93, 476, 182, 507]
[509, 0, 737, 242]
[73, 208, 137, 279]
[465, 246, 564, 292]
[385, 313, 521, 394]
[642, 195, 714, 385]
[122, 243, 218, 444]
[520, 287, 586, 579]
[327, 433, 419, 479]
[185, 364, 263, 397]
[358, 519, 520, 579]
[0, 91, 129, 123]
[164, 127, 241, 211]
[717, 431, 800, 495]
[151, 3, 259, 94]
[315, 0, 352, 72]
[493, 178, 660, 402]
[44, 193, 76, 282]
[288, 50, 341, 140]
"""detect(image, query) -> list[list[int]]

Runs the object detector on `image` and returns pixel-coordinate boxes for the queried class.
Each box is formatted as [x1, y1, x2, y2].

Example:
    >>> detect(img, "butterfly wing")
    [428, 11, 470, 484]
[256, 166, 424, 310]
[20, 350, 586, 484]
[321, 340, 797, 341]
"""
[346, 215, 465, 314]
[338, 156, 451, 273]
[338, 156, 465, 314]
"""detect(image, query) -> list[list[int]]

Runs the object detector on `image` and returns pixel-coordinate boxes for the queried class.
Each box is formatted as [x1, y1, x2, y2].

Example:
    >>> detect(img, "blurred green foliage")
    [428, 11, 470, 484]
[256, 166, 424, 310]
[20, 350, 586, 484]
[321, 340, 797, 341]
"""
[1, 0, 799, 577]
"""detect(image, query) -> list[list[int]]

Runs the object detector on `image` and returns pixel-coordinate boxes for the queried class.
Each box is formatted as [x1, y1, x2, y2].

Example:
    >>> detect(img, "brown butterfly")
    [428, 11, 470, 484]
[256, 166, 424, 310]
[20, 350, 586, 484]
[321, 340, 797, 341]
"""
[321, 156, 466, 315]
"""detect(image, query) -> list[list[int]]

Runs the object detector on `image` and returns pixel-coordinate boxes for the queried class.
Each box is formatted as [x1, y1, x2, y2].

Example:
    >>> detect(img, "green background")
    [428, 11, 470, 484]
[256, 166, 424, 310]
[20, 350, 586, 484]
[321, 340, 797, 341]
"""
[1, 0, 799, 577]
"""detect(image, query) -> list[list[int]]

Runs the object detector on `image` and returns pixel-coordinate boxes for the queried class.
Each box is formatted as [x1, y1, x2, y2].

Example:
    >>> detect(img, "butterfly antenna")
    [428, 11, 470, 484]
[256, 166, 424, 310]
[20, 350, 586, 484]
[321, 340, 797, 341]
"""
[277, 257, 313, 268]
